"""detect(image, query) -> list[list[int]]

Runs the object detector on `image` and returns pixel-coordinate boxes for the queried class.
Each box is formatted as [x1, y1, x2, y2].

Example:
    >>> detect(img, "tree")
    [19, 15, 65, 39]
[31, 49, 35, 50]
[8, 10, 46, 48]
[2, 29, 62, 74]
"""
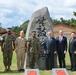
[20, 20, 29, 33]
[73, 11, 76, 17]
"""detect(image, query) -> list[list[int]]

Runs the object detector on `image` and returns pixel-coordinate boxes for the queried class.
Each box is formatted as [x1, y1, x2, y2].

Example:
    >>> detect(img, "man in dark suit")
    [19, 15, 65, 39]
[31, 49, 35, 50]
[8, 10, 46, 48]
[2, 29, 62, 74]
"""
[69, 32, 76, 71]
[44, 31, 57, 70]
[56, 30, 67, 68]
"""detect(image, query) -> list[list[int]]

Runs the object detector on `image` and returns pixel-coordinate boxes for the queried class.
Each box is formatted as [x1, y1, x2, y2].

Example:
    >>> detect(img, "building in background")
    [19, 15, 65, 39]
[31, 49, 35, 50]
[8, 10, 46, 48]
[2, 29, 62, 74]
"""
[53, 24, 76, 40]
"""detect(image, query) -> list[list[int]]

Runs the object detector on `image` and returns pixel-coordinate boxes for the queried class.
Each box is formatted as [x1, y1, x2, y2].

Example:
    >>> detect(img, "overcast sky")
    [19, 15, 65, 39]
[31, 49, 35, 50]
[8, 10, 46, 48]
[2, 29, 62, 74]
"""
[0, 0, 76, 28]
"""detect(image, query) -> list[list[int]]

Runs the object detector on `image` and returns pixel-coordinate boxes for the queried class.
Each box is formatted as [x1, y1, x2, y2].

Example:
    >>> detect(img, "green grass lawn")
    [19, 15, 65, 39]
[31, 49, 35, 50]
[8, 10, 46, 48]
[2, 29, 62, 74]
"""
[0, 48, 76, 75]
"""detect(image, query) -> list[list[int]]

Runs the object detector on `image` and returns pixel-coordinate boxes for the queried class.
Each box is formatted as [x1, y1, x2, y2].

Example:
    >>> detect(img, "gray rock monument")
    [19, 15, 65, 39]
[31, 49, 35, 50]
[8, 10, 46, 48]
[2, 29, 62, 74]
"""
[26, 7, 53, 39]
[25, 7, 57, 69]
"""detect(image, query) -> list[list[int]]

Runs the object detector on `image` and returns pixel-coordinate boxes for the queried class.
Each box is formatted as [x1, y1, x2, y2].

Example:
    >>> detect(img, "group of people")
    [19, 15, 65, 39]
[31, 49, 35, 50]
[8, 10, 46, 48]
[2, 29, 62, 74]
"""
[0, 29, 40, 72]
[0, 28, 76, 72]
[43, 30, 76, 71]
[43, 30, 67, 70]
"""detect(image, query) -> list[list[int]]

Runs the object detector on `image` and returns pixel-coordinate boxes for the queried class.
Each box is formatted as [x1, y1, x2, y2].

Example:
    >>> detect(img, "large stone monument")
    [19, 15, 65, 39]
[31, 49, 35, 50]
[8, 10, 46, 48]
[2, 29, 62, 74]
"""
[25, 7, 57, 69]
[26, 7, 54, 39]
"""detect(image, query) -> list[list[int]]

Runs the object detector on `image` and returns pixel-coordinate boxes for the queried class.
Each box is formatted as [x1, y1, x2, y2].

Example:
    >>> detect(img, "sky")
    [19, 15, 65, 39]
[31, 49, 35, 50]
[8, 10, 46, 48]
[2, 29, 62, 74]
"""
[0, 0, 76, 28]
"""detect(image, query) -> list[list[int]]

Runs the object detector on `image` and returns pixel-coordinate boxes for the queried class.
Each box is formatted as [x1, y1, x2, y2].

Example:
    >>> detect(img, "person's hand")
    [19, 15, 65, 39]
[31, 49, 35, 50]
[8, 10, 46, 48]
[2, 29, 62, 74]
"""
[64, 51, 67, 54]
[44, 51, 46, 55]
[74, 51, 76, 54]
[54, 51, 57, 54]
[13, 48, 15, 51]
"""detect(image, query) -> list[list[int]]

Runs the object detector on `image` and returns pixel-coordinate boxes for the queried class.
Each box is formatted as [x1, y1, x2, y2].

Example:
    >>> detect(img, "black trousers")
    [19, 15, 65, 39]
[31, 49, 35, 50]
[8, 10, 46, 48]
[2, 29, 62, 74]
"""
[58, 54, 66, 68]
[69, 53, 74, 69]
[74, 54, 76, 69]
[46, 52, 54, 70]
[70, 53, 76, 69]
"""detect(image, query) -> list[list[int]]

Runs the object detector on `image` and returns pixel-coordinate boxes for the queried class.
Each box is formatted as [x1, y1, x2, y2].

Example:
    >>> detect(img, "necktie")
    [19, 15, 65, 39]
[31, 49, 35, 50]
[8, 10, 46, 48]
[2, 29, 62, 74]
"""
[48, 37, 52, 41]
[59, 36, 62, 43]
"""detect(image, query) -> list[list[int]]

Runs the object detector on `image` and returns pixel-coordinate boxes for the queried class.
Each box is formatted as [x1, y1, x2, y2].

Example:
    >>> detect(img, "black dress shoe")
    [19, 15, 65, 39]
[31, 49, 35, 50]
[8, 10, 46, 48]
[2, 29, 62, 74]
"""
[60, 66, 62, 68]
[71, 68, 76, 71]
[63, 66, 66, 68]
[46, 69, 49, 70]
[18, 69, 22, 72]
[21, 69, 25, 72]
[67, 68, 72, 70]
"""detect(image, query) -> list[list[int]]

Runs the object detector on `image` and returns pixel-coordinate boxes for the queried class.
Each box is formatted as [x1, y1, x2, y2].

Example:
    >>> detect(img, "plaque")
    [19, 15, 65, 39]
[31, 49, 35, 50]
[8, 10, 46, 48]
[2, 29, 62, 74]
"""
[28, 71, 36, 75]
[24, 69, 40, 75]
[52, 68, 69, 75]
[56, 70, 66, 75]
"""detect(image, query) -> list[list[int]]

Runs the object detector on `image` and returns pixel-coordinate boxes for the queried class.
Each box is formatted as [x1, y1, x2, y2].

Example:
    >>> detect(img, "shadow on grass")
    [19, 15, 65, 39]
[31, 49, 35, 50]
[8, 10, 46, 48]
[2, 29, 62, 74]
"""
[39, 65, 72, 71]
[66, 65, 71, 70]
[0, 65, 72, 74]
[0, 70, 24, 74]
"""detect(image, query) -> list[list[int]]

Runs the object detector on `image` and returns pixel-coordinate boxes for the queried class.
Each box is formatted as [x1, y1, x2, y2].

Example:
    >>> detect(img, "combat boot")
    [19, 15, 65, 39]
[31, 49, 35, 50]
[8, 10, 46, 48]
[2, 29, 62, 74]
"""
[4, 66, 8, 72]
[8, 66, 11, 71]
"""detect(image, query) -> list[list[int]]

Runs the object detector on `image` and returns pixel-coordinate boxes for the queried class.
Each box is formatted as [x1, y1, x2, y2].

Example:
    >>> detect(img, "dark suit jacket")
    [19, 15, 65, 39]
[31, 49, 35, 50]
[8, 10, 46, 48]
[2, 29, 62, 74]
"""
[43, 37, 56, 54]
[56, 36, 67, 58]
[69, 37, 76, 54]
[74, 38, 76, 52]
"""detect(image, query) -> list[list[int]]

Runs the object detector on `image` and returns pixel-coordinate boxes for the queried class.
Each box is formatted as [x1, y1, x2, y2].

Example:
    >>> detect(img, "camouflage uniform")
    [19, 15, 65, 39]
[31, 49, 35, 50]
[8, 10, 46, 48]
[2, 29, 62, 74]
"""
[28, 37, 40, 68]
[1, 33, 15, 67]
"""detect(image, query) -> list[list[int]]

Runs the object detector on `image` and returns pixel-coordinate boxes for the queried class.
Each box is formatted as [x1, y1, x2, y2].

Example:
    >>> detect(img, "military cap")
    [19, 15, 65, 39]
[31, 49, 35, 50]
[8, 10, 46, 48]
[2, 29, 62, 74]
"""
[7, 28, 11, 32]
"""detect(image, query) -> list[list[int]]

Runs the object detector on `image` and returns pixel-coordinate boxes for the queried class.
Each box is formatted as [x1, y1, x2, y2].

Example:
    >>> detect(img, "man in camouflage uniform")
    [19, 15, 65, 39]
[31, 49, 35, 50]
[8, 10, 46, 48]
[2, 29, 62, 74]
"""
[1, 28, 15, 72]
[27, 31, 40, 69]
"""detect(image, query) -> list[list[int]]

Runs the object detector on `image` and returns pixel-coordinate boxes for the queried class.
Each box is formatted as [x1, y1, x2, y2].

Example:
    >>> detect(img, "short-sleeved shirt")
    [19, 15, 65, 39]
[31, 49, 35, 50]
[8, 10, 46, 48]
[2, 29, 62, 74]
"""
[28, 37, 40, 53]
[15, 37, 26, 50]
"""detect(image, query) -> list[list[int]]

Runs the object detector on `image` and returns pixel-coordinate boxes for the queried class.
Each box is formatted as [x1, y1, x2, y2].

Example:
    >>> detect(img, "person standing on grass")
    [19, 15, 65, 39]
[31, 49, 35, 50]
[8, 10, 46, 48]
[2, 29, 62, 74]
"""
[69, 32, 76, 71]
[1, 28, 15, 72]
[15, 30, 27, 72]
[43, 31, 57, 70]
[27, 31, 40, 69]
[0, 35, 3, 46]
[56, 30, 67, 68]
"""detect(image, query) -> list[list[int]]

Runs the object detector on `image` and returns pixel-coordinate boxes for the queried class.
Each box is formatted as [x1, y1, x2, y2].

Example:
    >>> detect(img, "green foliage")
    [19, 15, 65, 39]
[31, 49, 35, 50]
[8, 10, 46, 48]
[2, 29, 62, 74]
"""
[11, 26, 23, 37]
[10, 20, 29, 37]
[20, 20, 29, 33]
[52, 18, 76, 27]
[73, 11, 76, 16]
[11, 26, 22, 33]
[0, 27, 5, 31]
[52, 19, 61, 25]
